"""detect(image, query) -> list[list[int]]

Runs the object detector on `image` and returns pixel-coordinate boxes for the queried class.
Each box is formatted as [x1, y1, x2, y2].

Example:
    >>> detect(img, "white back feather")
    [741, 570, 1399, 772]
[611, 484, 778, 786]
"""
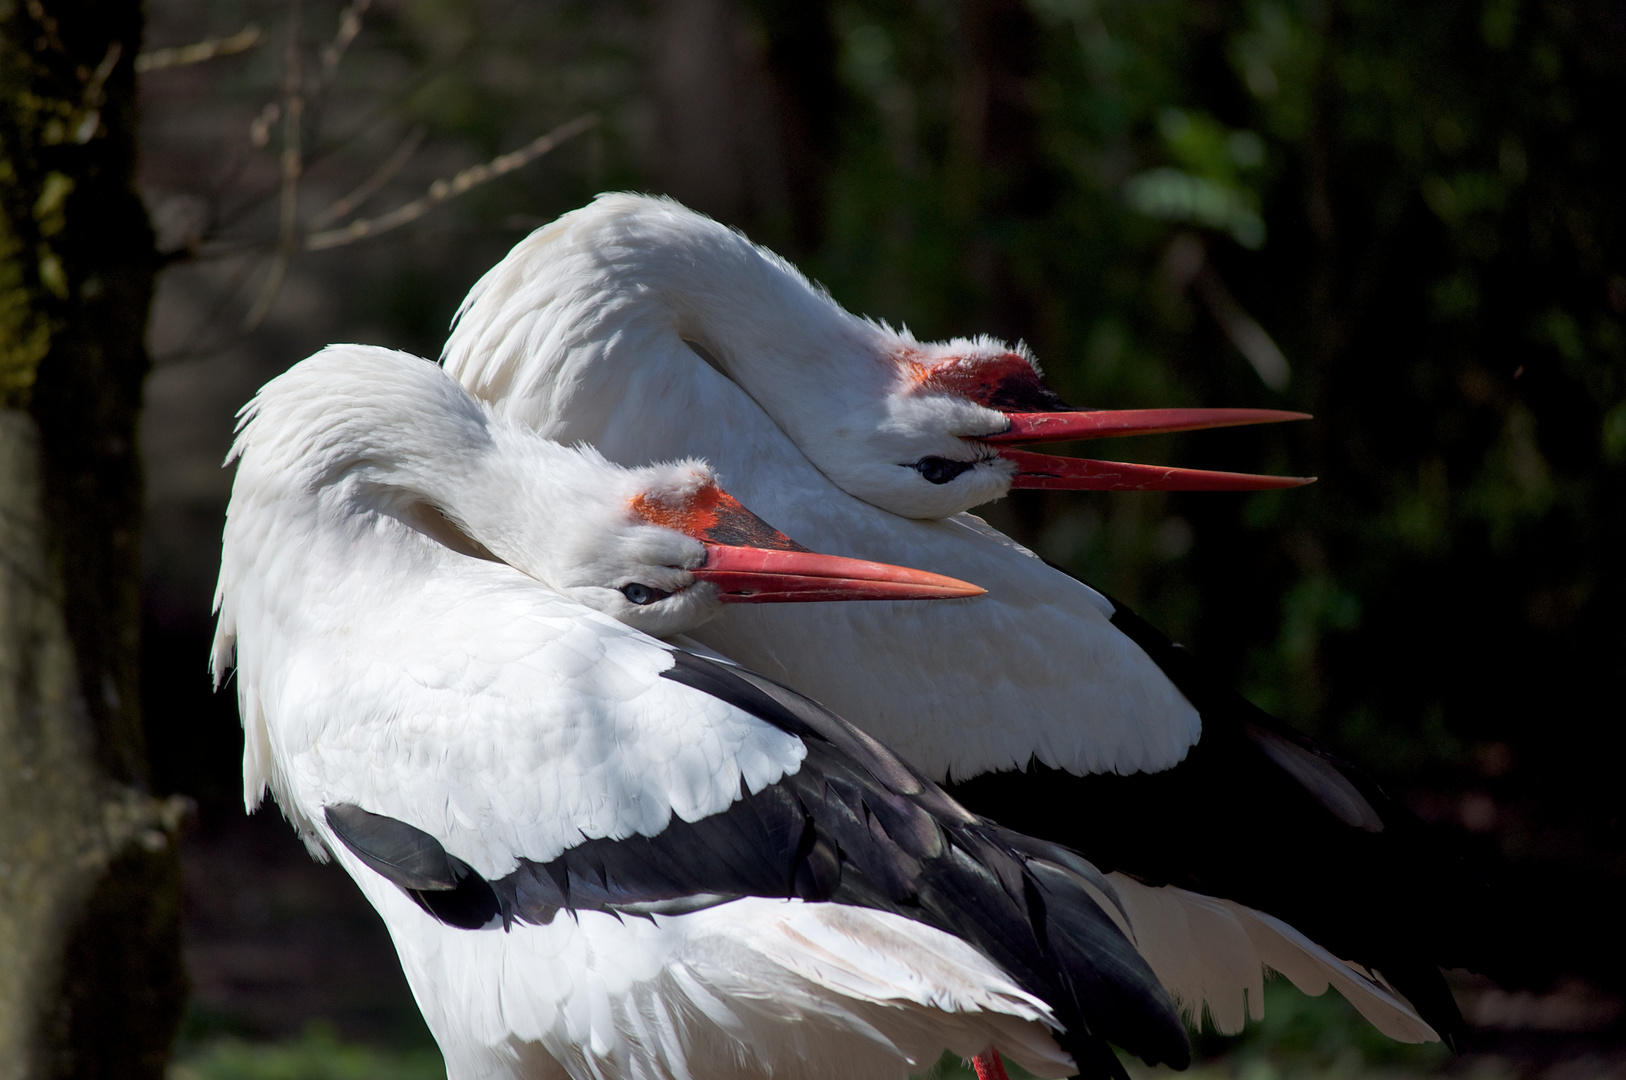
[213, 343, 1088, 1078]
[212, 345, 805, 862]
[443, 194, 1200, 781]
[439, 196, 1438, 1047]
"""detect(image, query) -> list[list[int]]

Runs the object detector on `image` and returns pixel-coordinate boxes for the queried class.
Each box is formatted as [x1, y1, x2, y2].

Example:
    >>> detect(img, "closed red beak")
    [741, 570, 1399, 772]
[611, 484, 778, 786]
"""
[978, 408, 1314, 491]
[694, 545, 986, 603]
[632, 482, 985, 602]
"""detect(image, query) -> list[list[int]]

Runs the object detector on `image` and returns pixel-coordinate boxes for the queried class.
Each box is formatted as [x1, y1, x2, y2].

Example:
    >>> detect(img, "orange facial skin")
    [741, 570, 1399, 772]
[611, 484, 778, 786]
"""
[631, 485, 810, 552]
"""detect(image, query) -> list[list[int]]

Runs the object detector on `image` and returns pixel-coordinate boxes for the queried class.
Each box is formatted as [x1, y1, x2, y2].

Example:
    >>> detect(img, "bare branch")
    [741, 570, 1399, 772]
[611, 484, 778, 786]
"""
[318, 0, 371, 86]
[70, 41, 123, 144]
[307, 126, 425, 231]
[85, 42, 122, 103]
[22, 0, 67, 58]
[306, 113, 600, 252]
[154, 247, 276, 365]
[243, 1, 305, 331]
[182, 52, 457, 262]
[136, 25, 262, 73]
[1197, 273, 1292, 391]
[249, 102, 280, 147]
[1164, 233, 1291, 391]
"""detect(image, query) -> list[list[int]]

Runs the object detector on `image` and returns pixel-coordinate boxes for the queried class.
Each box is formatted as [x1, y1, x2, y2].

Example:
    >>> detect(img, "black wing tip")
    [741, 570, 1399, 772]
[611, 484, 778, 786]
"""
[1097, 589, 1511, 1016]
[324, 803, 503, 930]
[1017, 858, 1191, 1069]
[667, 647, 1193, 1070]
[411, 875, 503, 930]
[1377, 962, 1470, 1053]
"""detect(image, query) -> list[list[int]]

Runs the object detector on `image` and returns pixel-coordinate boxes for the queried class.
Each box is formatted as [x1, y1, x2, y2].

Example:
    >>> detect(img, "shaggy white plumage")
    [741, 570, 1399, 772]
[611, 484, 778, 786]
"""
[439, 194, 1439, 1046]
[443, 192, 1202, 784]
[212, 345, 1087, 1080]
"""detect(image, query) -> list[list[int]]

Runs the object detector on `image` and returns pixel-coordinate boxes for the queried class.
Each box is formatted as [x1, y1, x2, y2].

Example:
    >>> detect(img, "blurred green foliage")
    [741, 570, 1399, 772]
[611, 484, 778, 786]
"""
[1176, 980, 1455, 1077]
[912, 980, 1465, 1079]
[170, 1024, 444, 1080]
[789, 0, 1625, 868]
[168, 984, 1459, 1080]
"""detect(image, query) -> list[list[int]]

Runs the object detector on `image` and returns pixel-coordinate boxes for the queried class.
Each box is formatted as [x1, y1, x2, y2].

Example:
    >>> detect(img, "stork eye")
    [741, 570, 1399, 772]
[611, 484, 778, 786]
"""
[912, 457, 976, 485]
[620, 583, 672, 606]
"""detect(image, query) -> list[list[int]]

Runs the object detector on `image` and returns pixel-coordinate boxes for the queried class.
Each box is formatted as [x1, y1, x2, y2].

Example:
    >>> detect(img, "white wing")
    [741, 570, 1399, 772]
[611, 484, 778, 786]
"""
[224, 545, 806, 877]
[688, 504, 1200, 783]
[1099, 875, 1436, 1043]
[438, 203, 1446, 1056]
[223, 542, 1078, 1079]
[449, 324, 1199, 783]
[346, 862, 1073, 1080]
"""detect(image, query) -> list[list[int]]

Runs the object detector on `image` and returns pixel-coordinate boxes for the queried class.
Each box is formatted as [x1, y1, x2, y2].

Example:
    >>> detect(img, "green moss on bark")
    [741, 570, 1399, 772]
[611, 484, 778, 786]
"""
[0, 1, 185, 1076]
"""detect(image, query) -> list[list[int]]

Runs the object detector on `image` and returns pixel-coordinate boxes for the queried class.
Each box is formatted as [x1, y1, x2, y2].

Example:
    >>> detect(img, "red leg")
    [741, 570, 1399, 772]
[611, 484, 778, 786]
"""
[971, 1046, 1010, 1080]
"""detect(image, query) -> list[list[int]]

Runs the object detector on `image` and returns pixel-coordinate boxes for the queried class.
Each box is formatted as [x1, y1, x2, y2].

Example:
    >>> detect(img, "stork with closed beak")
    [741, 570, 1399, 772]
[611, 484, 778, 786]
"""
[213, 344, 1201, 1080]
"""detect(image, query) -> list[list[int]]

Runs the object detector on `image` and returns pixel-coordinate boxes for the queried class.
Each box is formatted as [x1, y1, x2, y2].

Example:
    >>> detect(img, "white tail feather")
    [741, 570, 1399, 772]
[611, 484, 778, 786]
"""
[1106, 875, 1440, 1043]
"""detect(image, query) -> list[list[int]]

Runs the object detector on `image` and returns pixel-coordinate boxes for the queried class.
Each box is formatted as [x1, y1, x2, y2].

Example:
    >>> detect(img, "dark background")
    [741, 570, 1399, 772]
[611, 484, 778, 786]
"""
[133, 0, 1625, 1075]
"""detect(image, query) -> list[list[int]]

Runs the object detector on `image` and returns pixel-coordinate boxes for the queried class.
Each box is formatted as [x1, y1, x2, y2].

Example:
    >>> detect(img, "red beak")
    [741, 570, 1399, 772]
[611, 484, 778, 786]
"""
[694, 545, 986, 603]
[977, 407, 1314, 492]
[632, 483, 985, 602]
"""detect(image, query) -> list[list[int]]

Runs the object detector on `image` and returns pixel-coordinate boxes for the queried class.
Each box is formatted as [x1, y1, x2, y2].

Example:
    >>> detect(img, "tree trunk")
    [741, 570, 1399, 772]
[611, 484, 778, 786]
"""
[0, 2, 186, 1077]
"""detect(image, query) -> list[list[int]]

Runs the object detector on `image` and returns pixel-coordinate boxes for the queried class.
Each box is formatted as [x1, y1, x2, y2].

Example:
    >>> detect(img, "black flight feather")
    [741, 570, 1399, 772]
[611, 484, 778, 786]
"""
[326, 647, 1192, 1080]
[324, 804, 501, 930]
[946, 590, 1496, 1051]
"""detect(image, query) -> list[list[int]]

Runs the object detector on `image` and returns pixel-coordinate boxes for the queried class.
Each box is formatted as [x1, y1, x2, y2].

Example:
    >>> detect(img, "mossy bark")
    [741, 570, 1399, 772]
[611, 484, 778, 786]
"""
[0, 2, 187, 1077]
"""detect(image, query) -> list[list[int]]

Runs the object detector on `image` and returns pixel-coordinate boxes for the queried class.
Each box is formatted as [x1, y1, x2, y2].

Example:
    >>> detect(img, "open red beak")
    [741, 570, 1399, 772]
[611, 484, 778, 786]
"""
[631, 484, 985, 603]
[977, 407, 1314, 492]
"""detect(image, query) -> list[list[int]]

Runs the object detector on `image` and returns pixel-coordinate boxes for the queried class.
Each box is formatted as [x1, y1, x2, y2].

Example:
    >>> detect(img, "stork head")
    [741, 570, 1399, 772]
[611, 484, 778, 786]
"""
[484, 454, 985, 638]
[225, 345, 982, 643]
[441, 192, 1309, 522]
[796, 337, 1313, 520]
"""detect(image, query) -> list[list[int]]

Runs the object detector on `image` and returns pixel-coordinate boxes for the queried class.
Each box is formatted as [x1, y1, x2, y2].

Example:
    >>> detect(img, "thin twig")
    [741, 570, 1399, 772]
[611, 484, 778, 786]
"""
[72, 41, 122, 144]
[306, 113, 600, 251]
[162, 236, 282, 273]
[1164, 233, 1290, 391]
[0, 547, 54, 601]
[243, 0, 305, 331]
[135, 24, 262, 73]
[1195, 270, 1291, 391]
[307, 126, 424, 230]
[154, 249, 277, 365]
[308, 36, 477, 157]
[249, 101, 280, 147]
[299, 0, 371, 157]
[178, 52, 457, 262]
[318, 0, 370, 85]
[84, 42, 121, 104]
[22, 0, 66, 58]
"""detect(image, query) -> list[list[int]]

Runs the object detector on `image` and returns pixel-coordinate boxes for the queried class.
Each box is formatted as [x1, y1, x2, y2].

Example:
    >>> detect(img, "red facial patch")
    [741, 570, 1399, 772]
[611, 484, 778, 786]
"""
[908, 352, 1071, 413]
[630, 484, 810, 552]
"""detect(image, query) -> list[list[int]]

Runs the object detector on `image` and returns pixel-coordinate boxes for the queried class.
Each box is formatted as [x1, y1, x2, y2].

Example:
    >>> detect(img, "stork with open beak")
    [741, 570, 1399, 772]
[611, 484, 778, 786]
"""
[441, 193, 1489, 1052]
[213, 344, 1201, 1080]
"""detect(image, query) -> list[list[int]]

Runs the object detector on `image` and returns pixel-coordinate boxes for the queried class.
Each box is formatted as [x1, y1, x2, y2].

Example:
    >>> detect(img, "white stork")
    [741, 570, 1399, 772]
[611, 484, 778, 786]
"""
[212, 344, 1202, 1080]
[440, 193, 1479, 1047]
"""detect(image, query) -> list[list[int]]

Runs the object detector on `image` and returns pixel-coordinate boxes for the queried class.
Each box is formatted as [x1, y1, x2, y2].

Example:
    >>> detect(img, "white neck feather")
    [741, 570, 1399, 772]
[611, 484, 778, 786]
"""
[443, 194, 1019, 519]
[443, 194, 907, 468]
